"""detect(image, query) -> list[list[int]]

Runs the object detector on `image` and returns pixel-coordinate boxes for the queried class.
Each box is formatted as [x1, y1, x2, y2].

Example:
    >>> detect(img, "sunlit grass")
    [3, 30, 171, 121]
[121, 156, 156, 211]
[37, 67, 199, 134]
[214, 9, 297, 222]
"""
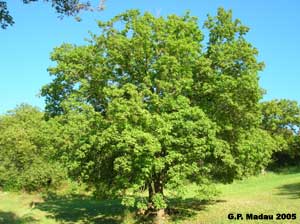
[1, 169, 300, 223]
[181, 169, 300, 224]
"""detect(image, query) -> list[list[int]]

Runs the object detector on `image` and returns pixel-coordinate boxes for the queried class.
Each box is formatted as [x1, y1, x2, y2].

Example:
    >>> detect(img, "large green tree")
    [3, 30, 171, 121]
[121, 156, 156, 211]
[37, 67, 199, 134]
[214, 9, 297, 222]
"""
[42, 9, 274, 215]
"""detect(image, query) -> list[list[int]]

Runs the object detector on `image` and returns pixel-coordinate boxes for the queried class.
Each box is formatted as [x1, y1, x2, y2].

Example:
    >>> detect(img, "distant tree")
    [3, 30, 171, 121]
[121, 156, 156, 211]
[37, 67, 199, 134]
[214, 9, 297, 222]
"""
[261, 99, 300, 136]
[0, 104, 65, 191]
[0, 0, 105, 29]
[261, 99, 300, 166]
[41, 9, 274, 218]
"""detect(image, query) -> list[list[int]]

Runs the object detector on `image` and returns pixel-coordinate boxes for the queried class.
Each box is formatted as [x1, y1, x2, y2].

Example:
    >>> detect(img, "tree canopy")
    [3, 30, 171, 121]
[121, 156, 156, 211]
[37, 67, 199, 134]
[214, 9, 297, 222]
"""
[40, 8, 276, 215]
[261, 99, 300, 166]
[0, 104, 65, 191]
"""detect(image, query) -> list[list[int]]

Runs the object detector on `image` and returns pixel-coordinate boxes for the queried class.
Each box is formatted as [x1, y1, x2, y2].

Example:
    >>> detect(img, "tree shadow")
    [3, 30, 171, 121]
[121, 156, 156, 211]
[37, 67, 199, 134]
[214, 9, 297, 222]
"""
[166, 198, 226, 223]
[272, 166, 300, 175]
[35, 192, 126, 224]
[0, 211, 37, 224]
[277, 183, 300, 199]
[34, 191, 226, 224]
[130, 197, 225, 224]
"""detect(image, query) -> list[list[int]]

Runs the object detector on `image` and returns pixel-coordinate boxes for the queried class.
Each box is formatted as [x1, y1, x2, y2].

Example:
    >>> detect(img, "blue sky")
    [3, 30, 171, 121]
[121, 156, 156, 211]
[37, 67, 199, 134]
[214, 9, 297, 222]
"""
[1, 0, 300, 114]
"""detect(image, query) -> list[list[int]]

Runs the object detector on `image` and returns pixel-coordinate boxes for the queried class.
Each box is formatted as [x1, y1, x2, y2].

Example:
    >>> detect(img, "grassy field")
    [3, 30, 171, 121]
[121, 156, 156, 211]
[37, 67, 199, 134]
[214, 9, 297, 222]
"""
[1, 168, 300, 224]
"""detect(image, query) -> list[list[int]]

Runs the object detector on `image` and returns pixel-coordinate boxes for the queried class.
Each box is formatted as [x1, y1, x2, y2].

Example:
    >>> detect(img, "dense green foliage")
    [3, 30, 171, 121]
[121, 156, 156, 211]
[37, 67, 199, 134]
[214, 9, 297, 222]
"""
[2, 6, 300, 219]
[193, 8, 273, 179]
[261, 99, 300, 166]
[0, 104, 66, 191]
[40, 8, 277, 213]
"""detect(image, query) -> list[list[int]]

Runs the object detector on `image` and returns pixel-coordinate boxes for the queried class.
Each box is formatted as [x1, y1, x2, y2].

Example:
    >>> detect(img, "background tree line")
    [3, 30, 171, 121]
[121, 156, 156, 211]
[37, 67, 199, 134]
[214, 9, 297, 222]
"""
[1, 8, 300, 217]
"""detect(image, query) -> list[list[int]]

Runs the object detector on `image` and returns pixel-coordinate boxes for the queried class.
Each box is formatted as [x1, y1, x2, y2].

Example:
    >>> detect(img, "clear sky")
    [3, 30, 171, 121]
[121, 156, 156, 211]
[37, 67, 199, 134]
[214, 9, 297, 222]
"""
[1, 0, 300, 114]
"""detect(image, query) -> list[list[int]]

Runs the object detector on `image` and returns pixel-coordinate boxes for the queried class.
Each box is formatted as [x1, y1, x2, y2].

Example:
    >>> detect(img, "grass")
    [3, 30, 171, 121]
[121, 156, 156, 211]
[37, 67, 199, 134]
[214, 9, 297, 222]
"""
[1, 168, 300, 224]
[180, 170, 300, 224]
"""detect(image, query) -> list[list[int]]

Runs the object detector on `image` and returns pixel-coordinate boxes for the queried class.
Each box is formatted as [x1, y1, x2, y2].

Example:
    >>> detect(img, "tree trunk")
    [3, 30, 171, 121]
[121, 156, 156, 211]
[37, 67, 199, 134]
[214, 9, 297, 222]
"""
[147, 177, 165, 224]
[154, 178, 163, 195]
[148, 182, 154, 208]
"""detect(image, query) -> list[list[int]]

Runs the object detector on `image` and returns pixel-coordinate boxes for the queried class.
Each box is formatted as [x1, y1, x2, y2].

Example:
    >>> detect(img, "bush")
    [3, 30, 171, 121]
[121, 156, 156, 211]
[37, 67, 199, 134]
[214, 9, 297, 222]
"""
[0, 160, 66, 192]
[19, 161, 67, 192]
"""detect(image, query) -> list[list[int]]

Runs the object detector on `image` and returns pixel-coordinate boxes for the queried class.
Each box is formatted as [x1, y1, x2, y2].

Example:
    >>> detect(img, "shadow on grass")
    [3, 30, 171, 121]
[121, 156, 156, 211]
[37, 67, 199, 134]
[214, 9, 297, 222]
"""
[34, 192, 225, 224]
[166, 198, 225, 223]
[35, 192, 125, 224]
[0, 211, 37, 224]
[271, 166, 300, 175]
[130, 197, 224, 224]
[277, 183, 300, 199]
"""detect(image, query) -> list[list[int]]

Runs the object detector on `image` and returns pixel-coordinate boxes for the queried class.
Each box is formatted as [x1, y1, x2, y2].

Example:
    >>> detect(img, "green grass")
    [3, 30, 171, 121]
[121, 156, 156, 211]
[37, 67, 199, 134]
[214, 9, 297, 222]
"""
[180, 169, 300, 224]
[1, 169, 300, 224]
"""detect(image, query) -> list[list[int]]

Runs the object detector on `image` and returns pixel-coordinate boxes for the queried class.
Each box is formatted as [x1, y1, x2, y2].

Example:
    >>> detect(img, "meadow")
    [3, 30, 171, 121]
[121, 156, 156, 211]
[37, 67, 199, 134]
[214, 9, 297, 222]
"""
[1, 168, 300, 224]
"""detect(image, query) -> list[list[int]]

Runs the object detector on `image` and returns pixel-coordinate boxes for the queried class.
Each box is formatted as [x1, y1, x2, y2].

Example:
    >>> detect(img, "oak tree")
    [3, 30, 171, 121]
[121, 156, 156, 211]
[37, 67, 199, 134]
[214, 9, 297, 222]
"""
[42, 9, 274, 216]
